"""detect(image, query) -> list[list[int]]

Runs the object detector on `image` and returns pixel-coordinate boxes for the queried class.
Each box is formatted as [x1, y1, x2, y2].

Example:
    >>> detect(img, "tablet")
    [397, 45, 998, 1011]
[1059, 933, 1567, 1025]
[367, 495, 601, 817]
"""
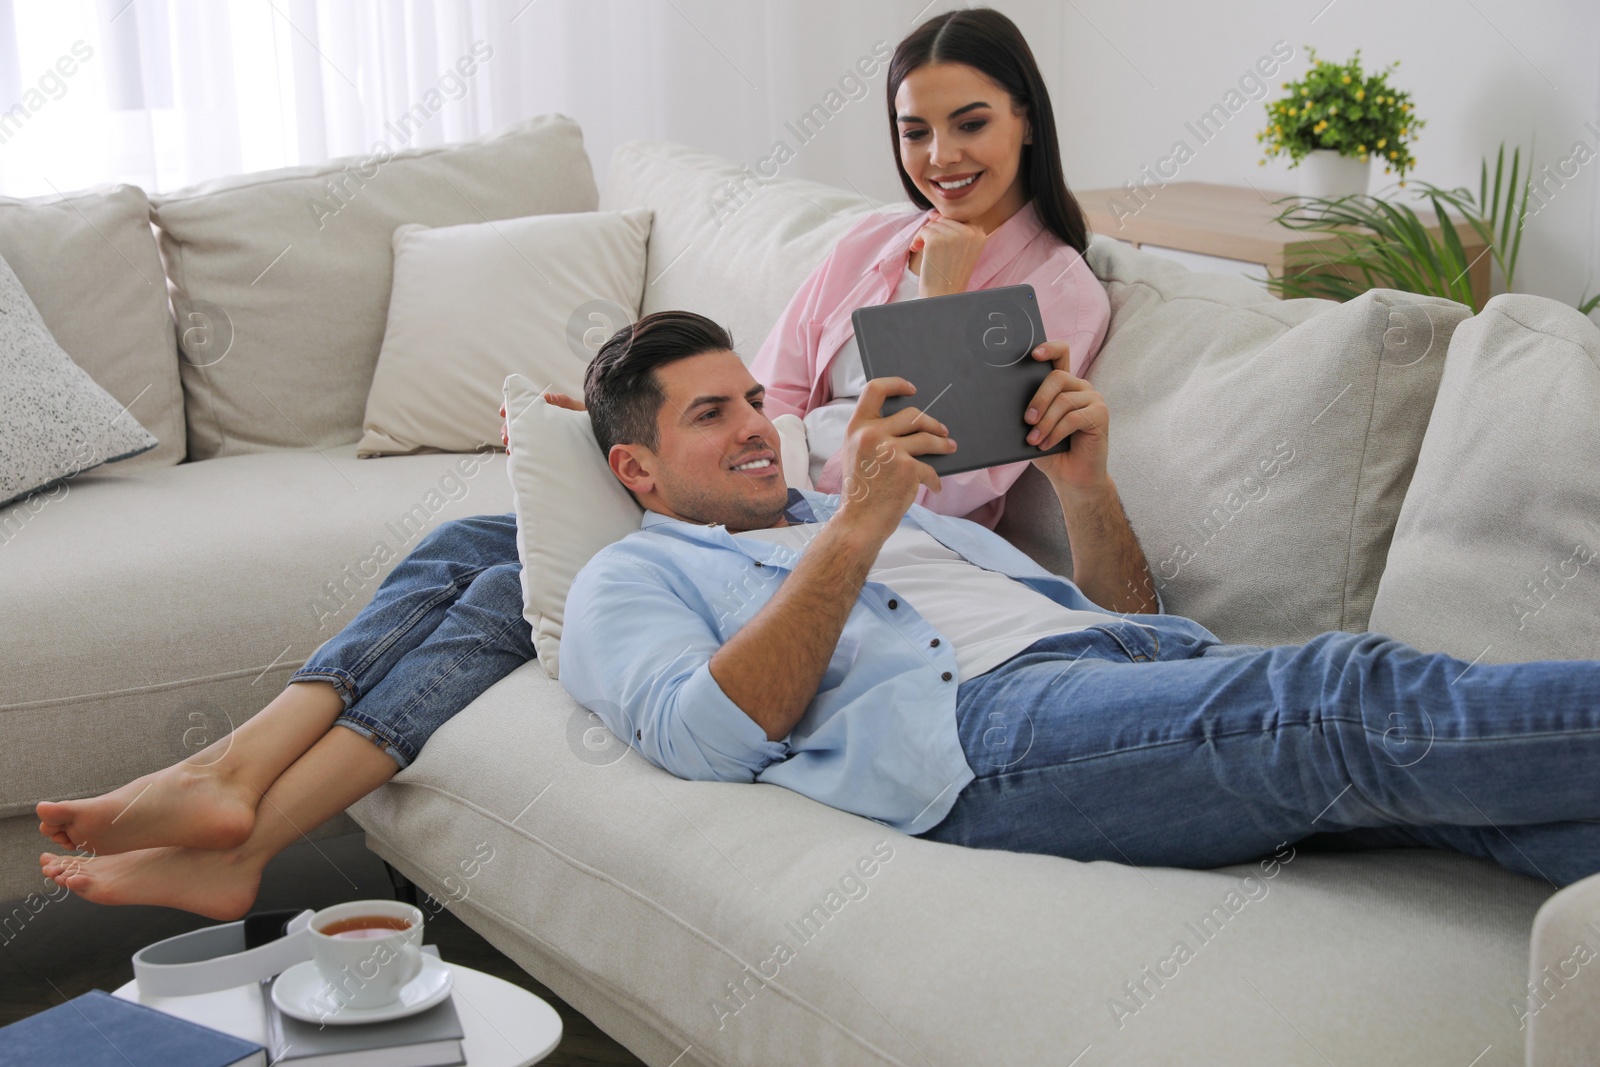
[851, 283, 1066, 477]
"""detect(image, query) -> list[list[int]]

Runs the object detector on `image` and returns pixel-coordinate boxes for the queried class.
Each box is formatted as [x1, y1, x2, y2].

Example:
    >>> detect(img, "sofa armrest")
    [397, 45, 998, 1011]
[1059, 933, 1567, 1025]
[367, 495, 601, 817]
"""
[1525, 870, 1600, 1066]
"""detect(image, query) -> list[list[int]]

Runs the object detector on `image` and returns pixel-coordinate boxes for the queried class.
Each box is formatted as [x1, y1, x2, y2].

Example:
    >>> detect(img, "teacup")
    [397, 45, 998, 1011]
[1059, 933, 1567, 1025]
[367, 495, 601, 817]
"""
[307, 899, 424, 1012]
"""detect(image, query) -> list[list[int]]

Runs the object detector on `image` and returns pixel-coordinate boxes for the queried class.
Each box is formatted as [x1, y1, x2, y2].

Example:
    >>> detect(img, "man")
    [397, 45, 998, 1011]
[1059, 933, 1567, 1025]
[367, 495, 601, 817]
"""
[35, 311, 1597, 920]
[563, 310, 1600, 887]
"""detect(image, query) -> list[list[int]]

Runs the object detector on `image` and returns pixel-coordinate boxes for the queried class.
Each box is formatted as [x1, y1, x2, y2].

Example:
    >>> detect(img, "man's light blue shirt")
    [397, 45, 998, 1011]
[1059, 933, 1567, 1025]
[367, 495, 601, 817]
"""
[560, 488, 1161, 835]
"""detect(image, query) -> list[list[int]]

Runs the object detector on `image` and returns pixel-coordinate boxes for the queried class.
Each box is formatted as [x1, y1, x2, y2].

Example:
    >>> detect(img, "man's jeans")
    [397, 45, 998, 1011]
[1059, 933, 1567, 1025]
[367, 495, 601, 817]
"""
[289, 514, 531, 769]
[919, 615, 1600, 886]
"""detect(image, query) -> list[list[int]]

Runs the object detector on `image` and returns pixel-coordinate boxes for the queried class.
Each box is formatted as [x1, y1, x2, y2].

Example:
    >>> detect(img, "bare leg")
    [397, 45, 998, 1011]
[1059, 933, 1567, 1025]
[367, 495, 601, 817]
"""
[36, 681, 345, 855]
[40, 724, 398, 920]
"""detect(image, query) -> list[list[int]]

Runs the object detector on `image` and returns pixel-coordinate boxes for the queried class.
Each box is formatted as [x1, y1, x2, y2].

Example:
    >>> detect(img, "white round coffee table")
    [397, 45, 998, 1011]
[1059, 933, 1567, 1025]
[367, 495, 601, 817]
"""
[114, 962, 562, 1066]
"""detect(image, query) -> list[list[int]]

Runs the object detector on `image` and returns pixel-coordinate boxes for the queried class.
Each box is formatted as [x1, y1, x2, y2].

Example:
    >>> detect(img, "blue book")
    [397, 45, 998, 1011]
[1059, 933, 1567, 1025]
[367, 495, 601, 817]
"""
[0, 990, 265, 1067]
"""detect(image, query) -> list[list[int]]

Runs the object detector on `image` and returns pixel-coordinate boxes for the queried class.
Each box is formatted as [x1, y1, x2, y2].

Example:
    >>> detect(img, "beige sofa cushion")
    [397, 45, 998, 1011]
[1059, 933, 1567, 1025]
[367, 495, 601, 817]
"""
[1069, 237, 1470, 644]
[1369, 295, 1600, 662]
[0, 444, 512, 842]
[601, 140, 879, 363]
[354, 659, 1551, 1066]
[151, 114, 599, 460]
[0, 184, 184, 467]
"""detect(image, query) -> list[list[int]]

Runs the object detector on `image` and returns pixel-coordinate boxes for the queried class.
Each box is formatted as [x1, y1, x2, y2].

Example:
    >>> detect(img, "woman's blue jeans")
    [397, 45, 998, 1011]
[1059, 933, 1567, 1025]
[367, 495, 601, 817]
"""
[289, 514, 531, 769]
[919, 616, 1600, 886]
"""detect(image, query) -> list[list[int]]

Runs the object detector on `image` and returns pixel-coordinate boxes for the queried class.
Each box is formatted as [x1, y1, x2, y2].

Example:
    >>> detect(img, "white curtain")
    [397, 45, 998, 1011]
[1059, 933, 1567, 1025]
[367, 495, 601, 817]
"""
[3, 0, 524, 196]
[0, 0, 953, 202]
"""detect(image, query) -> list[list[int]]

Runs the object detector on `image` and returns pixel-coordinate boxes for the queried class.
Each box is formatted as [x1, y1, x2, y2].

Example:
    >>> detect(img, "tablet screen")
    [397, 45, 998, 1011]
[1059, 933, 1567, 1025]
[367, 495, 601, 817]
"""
[851, 283, 1067, 477]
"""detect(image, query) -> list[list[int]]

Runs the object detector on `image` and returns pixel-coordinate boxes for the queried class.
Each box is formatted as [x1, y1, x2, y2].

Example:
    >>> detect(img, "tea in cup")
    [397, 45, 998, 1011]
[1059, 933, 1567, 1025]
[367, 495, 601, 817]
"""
[307, 900, 424, 1012]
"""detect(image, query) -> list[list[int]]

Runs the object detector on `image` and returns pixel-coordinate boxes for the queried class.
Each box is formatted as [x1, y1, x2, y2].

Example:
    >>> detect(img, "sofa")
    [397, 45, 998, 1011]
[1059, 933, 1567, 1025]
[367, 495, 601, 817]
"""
[5, 113, 1600, 1065]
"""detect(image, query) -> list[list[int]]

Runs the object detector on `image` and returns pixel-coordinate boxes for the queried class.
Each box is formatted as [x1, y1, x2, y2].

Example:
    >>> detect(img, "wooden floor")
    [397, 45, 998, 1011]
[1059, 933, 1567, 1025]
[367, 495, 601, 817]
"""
[0, 832, 644, 1065]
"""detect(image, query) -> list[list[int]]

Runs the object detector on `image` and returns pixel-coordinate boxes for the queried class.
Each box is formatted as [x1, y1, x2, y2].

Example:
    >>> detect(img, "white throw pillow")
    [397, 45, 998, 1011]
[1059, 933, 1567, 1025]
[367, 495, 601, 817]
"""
[504, 373, 810, 678]
[358, 208, 652, 457]
[0, 253, 159, 507]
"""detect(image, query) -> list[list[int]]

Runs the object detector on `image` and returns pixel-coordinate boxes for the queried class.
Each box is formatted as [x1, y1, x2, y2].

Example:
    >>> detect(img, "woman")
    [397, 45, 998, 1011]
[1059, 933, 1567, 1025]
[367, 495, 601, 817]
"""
[752, 6, 1110, 528]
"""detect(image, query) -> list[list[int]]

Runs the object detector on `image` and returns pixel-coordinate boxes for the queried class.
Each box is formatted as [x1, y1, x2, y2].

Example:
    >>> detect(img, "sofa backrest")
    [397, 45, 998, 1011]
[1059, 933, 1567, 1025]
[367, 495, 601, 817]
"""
[149, 113, 599, 460]
[601, 140, 881, 362]
[604, 139, 1471, 644]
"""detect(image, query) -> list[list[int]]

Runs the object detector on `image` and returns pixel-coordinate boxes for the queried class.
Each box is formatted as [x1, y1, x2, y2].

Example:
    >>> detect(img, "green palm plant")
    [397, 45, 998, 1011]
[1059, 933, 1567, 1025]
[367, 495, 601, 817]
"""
[1265, 142, 1600, 316]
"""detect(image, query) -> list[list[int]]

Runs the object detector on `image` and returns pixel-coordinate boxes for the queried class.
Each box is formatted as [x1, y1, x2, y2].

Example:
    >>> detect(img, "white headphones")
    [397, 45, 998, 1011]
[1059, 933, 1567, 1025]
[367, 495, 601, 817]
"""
[132, 909, 315, 997]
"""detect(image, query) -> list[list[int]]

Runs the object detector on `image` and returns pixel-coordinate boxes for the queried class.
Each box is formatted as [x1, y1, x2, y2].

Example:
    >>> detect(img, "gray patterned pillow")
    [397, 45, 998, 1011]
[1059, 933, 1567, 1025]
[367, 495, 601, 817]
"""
[0, 252, 158, 506]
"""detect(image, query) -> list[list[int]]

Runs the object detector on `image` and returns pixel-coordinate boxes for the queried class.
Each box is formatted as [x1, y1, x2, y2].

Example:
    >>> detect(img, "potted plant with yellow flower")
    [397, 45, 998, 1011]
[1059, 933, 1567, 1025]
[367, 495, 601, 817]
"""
[1258, 47, 1422, 198]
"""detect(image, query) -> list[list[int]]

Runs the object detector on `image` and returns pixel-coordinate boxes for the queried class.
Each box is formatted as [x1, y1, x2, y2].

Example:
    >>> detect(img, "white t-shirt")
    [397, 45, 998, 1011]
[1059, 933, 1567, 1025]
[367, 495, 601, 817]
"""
[735, 522, 1121, 683]
[802, 264, 920, 487]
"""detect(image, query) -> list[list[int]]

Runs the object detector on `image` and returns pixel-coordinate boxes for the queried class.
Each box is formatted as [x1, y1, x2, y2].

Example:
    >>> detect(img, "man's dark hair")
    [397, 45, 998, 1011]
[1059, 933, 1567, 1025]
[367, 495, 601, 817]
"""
[583, 310, 736, 457]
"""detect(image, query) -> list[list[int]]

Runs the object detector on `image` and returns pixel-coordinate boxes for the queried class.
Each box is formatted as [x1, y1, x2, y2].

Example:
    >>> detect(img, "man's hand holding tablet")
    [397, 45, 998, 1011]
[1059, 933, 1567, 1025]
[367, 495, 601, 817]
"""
[1022, 341, 1111, 499]
[836, 377, 957, 539]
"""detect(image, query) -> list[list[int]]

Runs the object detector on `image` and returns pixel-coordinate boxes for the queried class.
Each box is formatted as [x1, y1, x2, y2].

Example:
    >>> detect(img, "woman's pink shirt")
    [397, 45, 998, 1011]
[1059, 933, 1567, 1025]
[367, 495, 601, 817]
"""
[749, 199, 1111, 528]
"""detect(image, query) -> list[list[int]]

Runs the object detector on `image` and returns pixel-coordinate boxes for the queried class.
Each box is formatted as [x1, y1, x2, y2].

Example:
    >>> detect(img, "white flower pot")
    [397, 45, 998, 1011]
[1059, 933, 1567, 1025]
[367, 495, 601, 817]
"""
[1297, 149, 1371, 199]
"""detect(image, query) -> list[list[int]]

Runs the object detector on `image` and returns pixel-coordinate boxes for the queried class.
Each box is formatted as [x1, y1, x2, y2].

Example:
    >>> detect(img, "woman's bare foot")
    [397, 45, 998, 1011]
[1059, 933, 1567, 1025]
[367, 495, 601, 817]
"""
[40, 846, 263, 921]
[36, 762, 257, 856]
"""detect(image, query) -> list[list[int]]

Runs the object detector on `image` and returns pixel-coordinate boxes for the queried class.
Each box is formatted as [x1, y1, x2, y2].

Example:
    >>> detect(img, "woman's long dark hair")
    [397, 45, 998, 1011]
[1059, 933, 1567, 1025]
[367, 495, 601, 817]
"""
[887, 8, 1089, 255]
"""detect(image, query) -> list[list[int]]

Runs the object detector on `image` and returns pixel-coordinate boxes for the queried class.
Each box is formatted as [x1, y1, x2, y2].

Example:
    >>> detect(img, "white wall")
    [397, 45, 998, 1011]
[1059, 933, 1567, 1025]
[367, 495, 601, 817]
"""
[532, 0, 1596, 309]
[1026, 0, 1600, 308]
[7, 0, 1593, 306]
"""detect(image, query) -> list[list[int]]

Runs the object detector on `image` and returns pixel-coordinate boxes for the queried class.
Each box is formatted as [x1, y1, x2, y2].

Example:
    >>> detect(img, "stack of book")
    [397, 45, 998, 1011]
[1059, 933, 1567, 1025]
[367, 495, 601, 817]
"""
[260, 979, 465, 1067]
[0, 953, 465, 1067]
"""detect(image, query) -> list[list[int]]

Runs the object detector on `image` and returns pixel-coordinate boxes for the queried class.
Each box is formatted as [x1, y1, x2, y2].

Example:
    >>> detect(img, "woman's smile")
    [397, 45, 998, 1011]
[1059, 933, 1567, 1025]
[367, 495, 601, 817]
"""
[930, 170, 984, 200]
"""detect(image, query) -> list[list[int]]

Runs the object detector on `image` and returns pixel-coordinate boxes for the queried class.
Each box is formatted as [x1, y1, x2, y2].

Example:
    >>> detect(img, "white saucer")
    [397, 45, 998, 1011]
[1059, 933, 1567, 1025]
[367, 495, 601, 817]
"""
[271, 955, 453, 1025]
